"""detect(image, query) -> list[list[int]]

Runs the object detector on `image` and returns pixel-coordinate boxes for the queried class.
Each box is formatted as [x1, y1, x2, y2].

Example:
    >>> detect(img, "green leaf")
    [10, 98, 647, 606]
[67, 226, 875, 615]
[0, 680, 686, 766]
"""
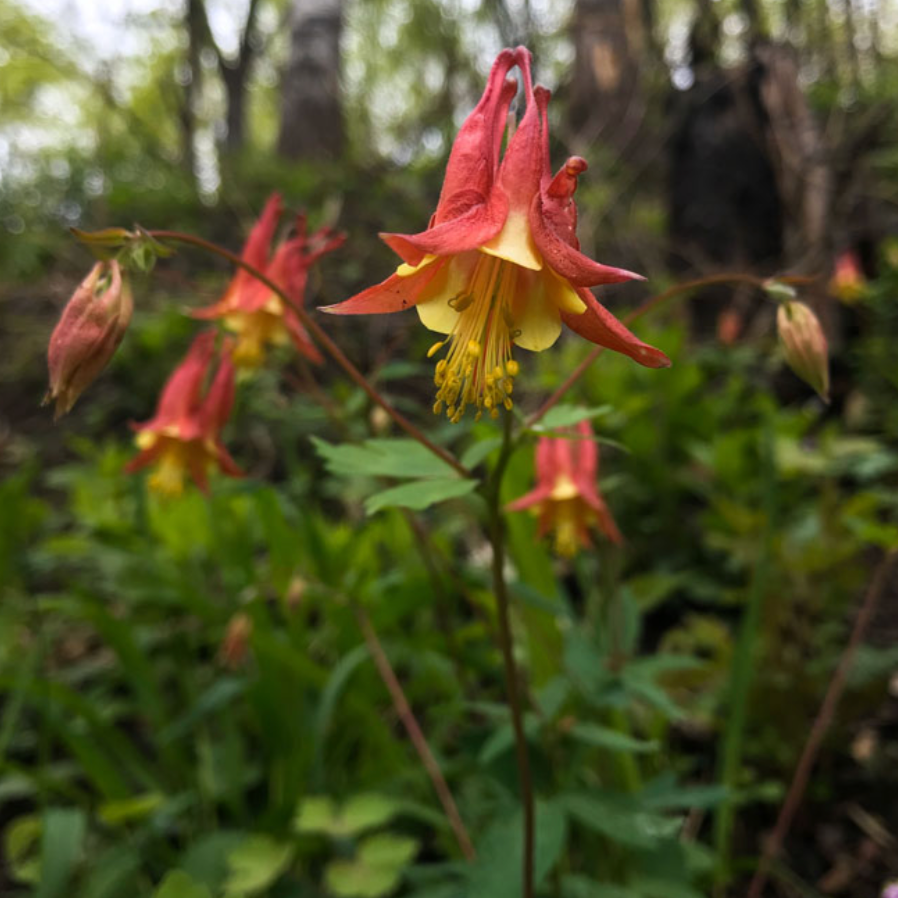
[294, 795, 339, 834]
[562, 876, 640, 898]
[358, 833, 419, 867]
[466, 800, 567, 898]
[154, 871, 212, 898]
[460, 438, 503, 469]
[311, 438, 455, 480]
[342, 794, 402, 835]
[325, 834, 418, 897]
[562, 793, 671, 849]
[98, 792, 164, 826]
[533, 405, 613, 432]
[567, 722, 658, 754]
[326, 859, 401, 898]
[223, 835, 294, 895]
[179, 831, 247, 892]
[79, 846, 141, 898]
[34, 807, 86, 898]
[364, 478, 478, 515]
[5, 815, 40, 884]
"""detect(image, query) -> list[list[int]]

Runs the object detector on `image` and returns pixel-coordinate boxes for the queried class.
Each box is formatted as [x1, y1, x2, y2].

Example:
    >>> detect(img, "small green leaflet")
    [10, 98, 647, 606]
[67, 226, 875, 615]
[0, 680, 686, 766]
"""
[364, 479, 478, 515]
[312, 437, 478, 515]
[531, 405, 612, 432]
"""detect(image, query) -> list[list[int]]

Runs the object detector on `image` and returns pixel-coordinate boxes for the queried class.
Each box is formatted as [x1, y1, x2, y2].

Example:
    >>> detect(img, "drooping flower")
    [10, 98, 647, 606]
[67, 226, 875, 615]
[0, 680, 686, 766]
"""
[194, 194, 344, 368]
[508, 421, 622, 557]
[777, 299, 830, 402]
[322, 47, 669, 422]
[830, 249, 865, 304]
[126, 331, 242, 496]
[45, 260, 133, 418]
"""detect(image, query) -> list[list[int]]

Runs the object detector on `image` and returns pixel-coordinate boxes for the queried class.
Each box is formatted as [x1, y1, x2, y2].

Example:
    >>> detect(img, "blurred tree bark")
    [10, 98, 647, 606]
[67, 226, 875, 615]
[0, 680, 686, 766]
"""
[180, 0, 262, 156]
[567, 0, 646, 150]
[277, 0, 345, 161]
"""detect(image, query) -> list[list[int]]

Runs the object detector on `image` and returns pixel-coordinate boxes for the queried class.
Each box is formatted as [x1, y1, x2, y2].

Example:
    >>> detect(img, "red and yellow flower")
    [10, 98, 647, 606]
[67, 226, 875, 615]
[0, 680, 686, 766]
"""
[508, 421, 622, 557]
[127, 331, 242, 496]
[195, 194, 344, 368]
[830, 249, 865, 304]
[323, 47, 668, 421]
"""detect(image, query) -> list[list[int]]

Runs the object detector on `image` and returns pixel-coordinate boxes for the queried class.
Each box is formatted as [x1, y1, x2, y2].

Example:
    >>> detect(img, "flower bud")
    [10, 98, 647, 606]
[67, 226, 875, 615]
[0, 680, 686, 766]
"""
[219, 612, 253, 670]
[45, 261, 132, 418]
[777, 300, 829, 402]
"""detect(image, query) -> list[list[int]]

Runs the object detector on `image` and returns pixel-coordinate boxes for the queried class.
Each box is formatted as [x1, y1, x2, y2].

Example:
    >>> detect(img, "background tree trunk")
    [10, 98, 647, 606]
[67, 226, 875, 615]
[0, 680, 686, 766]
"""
[567, 0, 643, 150]
[277, 0, 345, 161]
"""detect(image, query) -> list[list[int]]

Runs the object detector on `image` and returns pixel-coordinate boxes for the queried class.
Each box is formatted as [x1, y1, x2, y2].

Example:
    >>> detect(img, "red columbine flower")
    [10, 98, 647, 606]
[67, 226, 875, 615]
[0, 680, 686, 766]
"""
[508, 421, 622, 557]
[830, 250, 865, 304]
[126, 331, 242, 496]
[322, 47, 669, 422]
[45, 260, 133, 418]
[194, 194, 344, 368]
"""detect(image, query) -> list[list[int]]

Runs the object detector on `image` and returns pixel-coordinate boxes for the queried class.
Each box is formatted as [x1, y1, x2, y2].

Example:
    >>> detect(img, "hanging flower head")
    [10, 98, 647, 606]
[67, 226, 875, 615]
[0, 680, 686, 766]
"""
[830, 249, 865, 304]
[194, 194, 344, 368]
[126, 331, 242, 496]
[508, 421, 622, 557]
[323, 47, 669, 422]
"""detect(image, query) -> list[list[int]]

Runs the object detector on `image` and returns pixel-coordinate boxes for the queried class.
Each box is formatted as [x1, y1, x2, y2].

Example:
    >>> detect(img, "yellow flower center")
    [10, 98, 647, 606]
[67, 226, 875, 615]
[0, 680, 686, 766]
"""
[427, 254, 522, 423]
[552, 497, 584, 557]
[225, 297, 289, 369]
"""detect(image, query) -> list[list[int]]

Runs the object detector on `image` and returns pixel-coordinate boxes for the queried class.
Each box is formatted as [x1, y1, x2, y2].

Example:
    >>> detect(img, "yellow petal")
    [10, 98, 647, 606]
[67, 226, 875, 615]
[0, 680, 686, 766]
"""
[396, 254, 439, 278]
[415, 254, 478, 335]
[545, 269, 587, 315]
[513, 274, 562, 351]
[549, 474, 579, 501]
[480, 212, 543, 271]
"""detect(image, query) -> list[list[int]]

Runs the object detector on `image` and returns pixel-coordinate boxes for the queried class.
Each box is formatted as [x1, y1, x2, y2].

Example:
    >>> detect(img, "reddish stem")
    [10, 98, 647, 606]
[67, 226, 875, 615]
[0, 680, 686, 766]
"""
[746, 550, 896, 898]
[355, 606, 476, 862]
[148, 230, 468, 477]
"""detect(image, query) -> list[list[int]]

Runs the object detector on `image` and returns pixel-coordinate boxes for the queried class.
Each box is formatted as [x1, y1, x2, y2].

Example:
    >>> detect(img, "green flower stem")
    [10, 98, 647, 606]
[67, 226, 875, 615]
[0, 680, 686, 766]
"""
[487, 409, 534, 898]
[712, 412, 777, 889]
[147, 230, 469, 478]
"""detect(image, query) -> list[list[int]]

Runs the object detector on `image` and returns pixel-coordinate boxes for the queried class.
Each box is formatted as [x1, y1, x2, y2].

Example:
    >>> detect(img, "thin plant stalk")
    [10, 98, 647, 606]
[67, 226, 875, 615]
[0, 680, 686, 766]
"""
[487, 409, 535, 898]
[147, 230, 468, 477]
[746, 550, 897, 898]
[354, 605, 476, 862]
[526, 272, 807, 428]
[713, 414, 777, 889]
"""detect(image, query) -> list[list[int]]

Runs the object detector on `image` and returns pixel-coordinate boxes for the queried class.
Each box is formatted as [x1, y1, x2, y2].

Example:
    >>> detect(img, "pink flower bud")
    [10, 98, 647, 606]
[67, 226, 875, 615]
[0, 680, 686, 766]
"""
[777, 300, 829, 402]
[45, 261, 133, 418]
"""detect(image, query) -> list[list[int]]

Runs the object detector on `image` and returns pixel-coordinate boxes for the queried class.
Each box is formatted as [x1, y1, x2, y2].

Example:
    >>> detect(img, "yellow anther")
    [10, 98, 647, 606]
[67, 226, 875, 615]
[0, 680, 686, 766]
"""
[427, 340, 445, 358]
[504, 397, 513, 410]
[433, 400, 443, 415]
[490, 408, 500, 419]
[506, 359, 520, 377]
[466, 340, 481, 358]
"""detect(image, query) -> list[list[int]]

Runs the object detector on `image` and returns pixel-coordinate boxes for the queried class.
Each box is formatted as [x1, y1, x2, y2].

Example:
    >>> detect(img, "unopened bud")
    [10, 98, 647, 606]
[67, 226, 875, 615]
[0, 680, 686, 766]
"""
[45, 261, 133, 418]
[219, 612, 253, 670]
[777, 300, 830, 402]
